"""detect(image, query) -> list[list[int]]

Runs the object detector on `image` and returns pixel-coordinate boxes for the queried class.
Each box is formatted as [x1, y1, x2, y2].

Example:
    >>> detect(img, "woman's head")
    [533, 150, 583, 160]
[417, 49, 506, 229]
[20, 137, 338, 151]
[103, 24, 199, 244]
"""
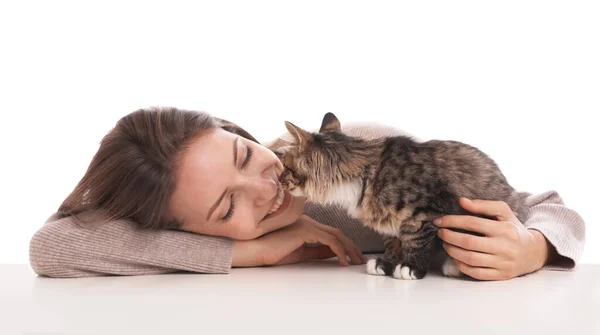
[60, 107, 304, 240]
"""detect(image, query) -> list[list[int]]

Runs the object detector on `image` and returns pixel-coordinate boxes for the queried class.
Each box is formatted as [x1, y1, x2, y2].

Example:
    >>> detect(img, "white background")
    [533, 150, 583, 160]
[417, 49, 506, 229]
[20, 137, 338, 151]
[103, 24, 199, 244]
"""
[1, 1, 598, 264]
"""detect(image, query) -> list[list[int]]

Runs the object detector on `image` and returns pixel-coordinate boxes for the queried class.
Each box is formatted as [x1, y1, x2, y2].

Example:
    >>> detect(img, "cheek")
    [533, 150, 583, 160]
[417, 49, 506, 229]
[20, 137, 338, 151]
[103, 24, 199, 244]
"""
[229, 219, 262, 240]
[226, 203, 262, 240]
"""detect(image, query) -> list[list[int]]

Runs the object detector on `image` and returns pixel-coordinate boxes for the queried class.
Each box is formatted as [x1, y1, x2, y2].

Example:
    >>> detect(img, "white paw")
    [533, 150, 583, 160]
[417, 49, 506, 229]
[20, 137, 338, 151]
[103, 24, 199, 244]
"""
[392, 264, 417, 280]
[441, 258, 462, 277]
[366, 259, 386, 276]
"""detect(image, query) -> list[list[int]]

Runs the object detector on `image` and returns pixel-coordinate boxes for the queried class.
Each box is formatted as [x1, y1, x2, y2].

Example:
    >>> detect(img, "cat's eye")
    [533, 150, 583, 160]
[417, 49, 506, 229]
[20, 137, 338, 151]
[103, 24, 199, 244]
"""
[288, 167, 300, 178]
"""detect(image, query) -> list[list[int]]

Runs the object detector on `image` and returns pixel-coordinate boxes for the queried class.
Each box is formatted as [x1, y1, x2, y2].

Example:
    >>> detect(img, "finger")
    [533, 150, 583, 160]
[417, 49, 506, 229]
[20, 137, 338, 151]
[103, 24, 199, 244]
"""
[434, 215, 502, 237]
[275, 247, 305, 265]
[437, 228, 498, 254]
[314, 223, 366, 264]
[454, 260, 510, 281]
[307, 245, 338, 260]
[443, 243, 498, 268]
[277, 245, 335, 265]
[459, 198, 517, 221]
[313, 228, 349, 266]
[304, 216, 365, 264]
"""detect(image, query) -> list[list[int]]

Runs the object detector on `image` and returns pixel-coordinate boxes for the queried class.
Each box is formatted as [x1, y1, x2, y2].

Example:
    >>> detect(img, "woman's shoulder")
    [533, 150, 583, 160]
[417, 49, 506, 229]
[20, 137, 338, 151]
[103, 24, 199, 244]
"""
[340, 122, 422, 141]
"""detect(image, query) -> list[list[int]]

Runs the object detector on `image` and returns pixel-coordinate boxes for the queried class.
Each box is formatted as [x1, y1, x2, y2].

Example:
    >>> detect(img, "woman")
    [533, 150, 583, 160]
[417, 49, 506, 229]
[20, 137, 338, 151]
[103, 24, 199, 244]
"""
[29, 107, 585, 280]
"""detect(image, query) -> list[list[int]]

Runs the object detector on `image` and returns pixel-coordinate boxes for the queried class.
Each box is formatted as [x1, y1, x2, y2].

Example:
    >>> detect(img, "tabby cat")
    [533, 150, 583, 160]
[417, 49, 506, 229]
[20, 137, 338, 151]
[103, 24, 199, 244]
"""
[270, 113, 524, 280]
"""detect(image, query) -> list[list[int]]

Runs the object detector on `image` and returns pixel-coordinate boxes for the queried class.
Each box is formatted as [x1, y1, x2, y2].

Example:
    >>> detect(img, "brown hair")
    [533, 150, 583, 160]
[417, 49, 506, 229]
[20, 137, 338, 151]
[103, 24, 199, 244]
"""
[58, 106, 258, 229]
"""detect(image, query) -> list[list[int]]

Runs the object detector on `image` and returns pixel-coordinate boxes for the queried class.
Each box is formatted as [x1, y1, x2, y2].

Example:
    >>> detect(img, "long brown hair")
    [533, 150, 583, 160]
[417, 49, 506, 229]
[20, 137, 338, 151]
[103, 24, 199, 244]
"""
[58, 106, 258, 229]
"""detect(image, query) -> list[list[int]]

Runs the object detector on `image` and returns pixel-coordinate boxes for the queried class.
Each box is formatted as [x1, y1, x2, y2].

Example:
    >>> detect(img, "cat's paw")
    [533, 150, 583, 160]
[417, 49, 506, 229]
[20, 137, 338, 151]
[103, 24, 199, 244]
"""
[392, 264, 426, 280]
[366, 259, 387, 276]
[441, 257, 462, 277]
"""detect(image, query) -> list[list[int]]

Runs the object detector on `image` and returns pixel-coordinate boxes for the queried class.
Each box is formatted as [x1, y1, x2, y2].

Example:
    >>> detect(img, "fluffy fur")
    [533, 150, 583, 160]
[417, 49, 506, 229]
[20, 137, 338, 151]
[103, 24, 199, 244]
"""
[270, 113, 523, 280]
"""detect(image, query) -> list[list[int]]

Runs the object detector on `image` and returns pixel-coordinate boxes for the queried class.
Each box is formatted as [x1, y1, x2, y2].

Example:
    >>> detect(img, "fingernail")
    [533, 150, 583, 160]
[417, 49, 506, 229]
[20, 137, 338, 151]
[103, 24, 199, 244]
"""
[433, 218, 441, 225]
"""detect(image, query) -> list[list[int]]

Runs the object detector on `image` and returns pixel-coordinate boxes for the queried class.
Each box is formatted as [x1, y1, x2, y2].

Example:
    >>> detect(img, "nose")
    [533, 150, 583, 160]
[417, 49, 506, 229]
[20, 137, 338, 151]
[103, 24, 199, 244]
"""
[274, 157, 284, 175]
[242, 175, 278, 207]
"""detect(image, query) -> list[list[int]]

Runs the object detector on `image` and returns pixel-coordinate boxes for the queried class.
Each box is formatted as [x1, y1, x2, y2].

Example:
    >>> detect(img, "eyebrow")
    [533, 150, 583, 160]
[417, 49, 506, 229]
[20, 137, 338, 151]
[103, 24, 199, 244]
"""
[233, 137, 239, 167]
[206, 189, 227, 221]
[206, 137, 239, 221]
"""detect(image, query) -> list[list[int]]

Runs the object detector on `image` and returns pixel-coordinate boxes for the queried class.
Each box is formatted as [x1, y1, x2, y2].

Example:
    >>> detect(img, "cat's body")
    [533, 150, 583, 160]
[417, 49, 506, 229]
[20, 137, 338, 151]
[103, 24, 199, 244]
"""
[272, 113, 523, 280]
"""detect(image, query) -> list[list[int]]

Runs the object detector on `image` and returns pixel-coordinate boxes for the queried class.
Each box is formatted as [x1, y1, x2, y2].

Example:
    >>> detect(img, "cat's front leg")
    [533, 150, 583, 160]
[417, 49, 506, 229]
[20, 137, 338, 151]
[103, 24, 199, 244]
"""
[392, 220, 439, 280]
[366, 258, 395, 276]
[366, 237, 402, 276]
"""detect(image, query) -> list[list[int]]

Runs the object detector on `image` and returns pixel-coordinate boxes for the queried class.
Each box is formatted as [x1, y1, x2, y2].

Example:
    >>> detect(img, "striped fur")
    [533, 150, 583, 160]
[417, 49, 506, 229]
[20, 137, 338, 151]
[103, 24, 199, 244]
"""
[270, 113, 523, 280]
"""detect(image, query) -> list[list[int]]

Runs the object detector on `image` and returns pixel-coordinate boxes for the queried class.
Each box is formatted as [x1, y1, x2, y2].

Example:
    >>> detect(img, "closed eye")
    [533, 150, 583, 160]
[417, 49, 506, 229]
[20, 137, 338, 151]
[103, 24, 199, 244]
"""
[241, 146, 253, 169]
[221, 194, 235, 221]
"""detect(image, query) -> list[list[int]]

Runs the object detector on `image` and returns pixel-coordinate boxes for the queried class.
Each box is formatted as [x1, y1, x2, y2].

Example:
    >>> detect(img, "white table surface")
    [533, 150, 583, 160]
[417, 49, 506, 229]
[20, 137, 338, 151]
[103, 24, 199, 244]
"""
[2, 260, 599, 335]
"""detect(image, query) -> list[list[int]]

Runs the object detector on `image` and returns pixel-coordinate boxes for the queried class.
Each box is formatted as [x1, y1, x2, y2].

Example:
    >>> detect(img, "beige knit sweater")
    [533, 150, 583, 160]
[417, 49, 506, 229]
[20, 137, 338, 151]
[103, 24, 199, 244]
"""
[29, 124, 586, 277]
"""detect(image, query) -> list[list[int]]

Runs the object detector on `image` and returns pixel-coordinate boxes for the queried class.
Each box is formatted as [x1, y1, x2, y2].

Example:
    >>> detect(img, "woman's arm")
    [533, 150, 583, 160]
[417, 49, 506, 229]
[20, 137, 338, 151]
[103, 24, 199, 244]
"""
[29, 212, 234, 277]
[30, 212, 366, 278]
[517, 190, 586, 270]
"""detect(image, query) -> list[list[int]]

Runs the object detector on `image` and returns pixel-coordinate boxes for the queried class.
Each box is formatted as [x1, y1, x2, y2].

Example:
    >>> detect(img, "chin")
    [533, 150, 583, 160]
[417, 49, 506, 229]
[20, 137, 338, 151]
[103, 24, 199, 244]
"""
[230, 229, 264, 241]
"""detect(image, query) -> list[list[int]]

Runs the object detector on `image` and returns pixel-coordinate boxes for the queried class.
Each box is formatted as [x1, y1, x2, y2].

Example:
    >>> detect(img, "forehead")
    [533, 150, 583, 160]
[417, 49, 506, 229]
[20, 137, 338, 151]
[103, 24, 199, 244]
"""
[169, 128, 236, 224]
[180, 128, 235, 175]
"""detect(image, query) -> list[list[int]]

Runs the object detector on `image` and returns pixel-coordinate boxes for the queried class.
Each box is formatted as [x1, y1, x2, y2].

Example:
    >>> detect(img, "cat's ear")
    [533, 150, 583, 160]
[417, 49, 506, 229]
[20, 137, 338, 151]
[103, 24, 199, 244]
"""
[266, 136, 294, 156]
[319, 112, 341, 133]
[285, 121, 310, 145]
[273, 144, 294, 159]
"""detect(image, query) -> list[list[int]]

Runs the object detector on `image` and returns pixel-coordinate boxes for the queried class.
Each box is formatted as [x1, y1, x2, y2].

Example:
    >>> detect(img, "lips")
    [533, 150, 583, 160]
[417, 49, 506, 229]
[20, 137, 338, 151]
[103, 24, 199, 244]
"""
[267, 186, 285, 215]
[263, 184, 292, 220]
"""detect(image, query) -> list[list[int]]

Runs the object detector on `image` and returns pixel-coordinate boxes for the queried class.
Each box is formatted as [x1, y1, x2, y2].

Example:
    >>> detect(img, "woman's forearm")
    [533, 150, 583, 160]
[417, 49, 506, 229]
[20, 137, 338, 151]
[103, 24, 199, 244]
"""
[527, 229, 557, 272]
[30, 212, 234, 277]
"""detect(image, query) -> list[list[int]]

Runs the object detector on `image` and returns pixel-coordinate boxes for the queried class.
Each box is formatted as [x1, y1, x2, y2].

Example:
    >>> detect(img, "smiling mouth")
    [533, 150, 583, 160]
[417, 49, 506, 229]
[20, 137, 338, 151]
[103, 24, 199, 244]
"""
[263, 184, 292, 220]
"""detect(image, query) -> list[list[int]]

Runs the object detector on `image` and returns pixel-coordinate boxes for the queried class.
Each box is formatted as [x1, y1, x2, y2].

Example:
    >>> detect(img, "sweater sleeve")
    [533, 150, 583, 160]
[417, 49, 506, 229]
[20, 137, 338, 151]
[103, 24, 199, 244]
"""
[516, 191, 586, 271]
[29, 212, 234, 278]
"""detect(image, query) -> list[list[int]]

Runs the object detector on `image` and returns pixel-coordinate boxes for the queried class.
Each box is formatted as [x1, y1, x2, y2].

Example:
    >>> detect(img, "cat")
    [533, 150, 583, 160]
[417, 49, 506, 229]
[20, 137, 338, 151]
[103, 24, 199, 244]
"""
[269, 112, 524, 280]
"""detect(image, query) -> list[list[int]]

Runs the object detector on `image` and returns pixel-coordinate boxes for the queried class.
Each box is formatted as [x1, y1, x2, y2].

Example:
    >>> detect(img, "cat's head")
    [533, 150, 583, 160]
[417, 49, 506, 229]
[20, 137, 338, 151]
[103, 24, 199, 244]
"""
[269, 113, 370, 203]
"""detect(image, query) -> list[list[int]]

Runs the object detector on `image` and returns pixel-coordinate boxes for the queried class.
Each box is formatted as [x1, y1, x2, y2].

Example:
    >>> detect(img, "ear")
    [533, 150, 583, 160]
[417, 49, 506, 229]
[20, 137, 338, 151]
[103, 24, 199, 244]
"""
[285, 121, 310, 145]
[319, 112, 341, 133]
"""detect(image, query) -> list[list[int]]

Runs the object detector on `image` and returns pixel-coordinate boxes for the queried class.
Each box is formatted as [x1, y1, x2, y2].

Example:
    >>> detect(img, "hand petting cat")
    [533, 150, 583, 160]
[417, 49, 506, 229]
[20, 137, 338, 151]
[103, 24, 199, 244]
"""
[434, 198, 556, 281]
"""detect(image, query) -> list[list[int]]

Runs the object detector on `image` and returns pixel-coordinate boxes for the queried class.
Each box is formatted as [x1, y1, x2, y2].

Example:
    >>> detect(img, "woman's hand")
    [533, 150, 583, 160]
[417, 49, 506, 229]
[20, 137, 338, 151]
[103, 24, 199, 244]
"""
[434, 198, 554, 281]
[232, 215, 367, 267]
